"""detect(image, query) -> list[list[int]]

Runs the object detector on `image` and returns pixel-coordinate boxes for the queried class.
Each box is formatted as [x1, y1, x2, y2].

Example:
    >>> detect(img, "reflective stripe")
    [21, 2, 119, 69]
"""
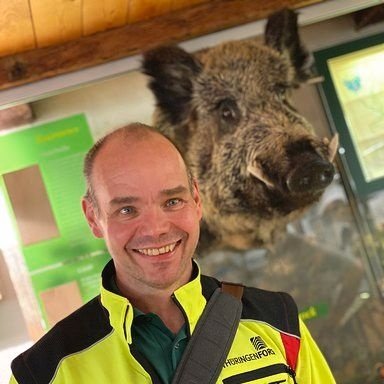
[223, 363, 293, 383]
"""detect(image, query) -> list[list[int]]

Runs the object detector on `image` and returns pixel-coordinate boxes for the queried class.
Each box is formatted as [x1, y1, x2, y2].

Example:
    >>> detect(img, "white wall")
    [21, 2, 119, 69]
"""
[32, 70, 155, 140]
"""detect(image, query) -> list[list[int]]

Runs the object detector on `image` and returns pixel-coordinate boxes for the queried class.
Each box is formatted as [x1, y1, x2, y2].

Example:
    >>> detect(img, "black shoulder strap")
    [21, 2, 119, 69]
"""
[171, 282, 243, 384]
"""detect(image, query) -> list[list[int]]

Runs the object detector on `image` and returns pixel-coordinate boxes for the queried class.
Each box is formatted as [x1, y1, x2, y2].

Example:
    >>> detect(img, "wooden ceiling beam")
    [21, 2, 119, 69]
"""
[353, 4, 384, 30]
[0, 0, 324, 91]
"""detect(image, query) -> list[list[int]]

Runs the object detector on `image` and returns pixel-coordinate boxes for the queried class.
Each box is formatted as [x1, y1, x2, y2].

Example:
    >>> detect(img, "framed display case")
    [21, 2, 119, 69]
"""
[315, 33, 384, 197]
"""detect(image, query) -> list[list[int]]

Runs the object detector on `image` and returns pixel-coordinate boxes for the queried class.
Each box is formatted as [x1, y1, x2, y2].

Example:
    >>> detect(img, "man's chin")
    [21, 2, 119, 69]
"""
[145, 264, 191, 290]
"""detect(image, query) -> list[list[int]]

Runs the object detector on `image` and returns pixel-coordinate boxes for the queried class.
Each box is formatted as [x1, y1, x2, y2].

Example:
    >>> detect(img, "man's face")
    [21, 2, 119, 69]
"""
[82, 134, 202, 293]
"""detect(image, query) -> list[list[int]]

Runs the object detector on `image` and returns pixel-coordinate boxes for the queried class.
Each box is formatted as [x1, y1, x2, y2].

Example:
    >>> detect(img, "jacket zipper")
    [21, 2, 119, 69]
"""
[129, 344, 164, 384]
[171, 293, 191, 337]
[223, 363, 297, 383]
[123, 306, 164, 384]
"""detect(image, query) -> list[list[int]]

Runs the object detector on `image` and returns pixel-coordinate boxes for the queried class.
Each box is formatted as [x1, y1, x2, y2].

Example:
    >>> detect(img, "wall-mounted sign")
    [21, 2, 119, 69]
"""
[0, 114, 110, 329]
[315, 33, 384, 196]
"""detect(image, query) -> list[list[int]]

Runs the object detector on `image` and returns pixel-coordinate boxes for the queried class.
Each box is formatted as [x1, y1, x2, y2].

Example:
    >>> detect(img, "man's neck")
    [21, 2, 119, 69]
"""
[132, 292, 185, 334]
[116, 279, 186, 334]
[113, 261, 197, 333]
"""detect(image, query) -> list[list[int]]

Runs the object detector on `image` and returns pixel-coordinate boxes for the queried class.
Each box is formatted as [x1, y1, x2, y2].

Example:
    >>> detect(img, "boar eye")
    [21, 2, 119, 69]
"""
[216, 99, 240, 131]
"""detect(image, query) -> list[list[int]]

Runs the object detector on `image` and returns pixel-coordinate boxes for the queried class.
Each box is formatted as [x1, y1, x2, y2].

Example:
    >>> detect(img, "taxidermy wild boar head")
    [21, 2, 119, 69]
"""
[143, 8, 338, 252]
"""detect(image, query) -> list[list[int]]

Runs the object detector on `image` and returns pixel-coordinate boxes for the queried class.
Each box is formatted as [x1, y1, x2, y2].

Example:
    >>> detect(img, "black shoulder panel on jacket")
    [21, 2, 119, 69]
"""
[201, 274, 221, 298]
[242, 287, 300, 337]
[200, 275, 300, 338]
[11, 296, 113, 384]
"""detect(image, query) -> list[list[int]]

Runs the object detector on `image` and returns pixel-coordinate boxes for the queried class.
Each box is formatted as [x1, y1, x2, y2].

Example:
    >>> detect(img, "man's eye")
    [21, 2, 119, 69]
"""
[120, 206, 135, 215]
[166, 198, 182, 207]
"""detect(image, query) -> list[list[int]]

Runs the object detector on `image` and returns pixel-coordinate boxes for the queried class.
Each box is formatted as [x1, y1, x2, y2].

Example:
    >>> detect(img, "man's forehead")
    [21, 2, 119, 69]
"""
[90, 130, 191, 196]
[93, 138, 188, 180]
[98, 131, 177, 159]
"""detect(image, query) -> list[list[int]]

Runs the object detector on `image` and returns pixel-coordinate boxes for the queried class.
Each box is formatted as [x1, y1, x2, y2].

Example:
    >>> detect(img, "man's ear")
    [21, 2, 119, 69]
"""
[82, 198, 103, 238]
[192, 179, 203, 221]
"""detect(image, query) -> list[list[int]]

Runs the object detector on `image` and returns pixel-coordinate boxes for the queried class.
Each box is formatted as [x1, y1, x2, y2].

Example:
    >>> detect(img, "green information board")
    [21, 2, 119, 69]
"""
[0, 114, 110, 329]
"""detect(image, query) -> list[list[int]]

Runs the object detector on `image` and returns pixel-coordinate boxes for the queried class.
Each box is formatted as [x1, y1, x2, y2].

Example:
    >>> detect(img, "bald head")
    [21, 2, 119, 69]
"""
[83, 123, 193, 208]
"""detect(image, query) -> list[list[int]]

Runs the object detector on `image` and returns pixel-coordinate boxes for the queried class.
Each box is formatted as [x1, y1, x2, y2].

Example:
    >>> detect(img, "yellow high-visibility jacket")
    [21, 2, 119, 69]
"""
[10, 260, 336, 384]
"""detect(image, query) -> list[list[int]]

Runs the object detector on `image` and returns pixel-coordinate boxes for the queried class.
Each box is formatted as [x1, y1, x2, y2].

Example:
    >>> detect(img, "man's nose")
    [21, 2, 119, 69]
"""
[137, 207, 170, 237]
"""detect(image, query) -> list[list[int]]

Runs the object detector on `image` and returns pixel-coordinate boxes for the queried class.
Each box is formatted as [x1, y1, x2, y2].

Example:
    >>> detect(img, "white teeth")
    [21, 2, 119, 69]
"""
[137, 242, 177, 256]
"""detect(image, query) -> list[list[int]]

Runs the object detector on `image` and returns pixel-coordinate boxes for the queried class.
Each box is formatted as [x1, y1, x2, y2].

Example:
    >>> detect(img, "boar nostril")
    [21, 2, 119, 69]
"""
[287, 159, 335, 194]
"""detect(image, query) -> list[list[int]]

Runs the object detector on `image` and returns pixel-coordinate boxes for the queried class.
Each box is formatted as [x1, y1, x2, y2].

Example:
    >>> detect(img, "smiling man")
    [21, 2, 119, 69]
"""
[82, 123, 202, 334]
[10, 123, 336, 384]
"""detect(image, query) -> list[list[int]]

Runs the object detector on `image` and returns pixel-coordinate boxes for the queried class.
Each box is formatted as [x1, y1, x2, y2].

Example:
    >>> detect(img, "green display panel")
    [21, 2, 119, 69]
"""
[0, 114, 110, 329]
[314, 32, 384, 196]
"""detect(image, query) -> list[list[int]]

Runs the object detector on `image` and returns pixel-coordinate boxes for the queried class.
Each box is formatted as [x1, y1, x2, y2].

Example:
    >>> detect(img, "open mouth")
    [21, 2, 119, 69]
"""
[134, 240, 181, 256]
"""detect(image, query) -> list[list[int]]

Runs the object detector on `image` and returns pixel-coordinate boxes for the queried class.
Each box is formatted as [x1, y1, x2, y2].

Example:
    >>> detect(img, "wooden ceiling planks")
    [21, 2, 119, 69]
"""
[0, 0, 209, 57]
[127, 0, 209, 23]
[30, 0, 82, 48]
[0, 0, 35, 56]
[0, 0, 325, 91]
[83, 0, 129, 36]
[128, 0, 172, 23]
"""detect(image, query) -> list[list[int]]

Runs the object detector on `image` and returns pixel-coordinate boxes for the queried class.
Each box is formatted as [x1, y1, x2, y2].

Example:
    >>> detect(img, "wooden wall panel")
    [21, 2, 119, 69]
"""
[128, 0, 172, 23]
[30, 0, 82, 47]
[0, 0, 35, 56]
[83, 0, 129, 35]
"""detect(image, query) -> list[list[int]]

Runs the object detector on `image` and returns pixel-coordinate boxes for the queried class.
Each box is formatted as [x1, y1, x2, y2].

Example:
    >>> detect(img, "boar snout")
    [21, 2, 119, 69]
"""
[287, 156, 335, 195]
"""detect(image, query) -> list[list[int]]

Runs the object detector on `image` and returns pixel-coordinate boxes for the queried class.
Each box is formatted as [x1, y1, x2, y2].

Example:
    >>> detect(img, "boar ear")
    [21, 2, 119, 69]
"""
[265, 8, 312, 82]
[142, 46, 202, 125]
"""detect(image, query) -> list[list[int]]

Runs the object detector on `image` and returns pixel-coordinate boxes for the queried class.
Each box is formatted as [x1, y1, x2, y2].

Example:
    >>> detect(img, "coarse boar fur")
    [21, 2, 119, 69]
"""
[142, 8, 338, 253]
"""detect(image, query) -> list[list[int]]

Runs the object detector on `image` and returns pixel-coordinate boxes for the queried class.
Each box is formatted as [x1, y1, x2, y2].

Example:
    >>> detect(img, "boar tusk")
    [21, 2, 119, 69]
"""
[247, 164, 274, 188]
[328, 133, 339, 162]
